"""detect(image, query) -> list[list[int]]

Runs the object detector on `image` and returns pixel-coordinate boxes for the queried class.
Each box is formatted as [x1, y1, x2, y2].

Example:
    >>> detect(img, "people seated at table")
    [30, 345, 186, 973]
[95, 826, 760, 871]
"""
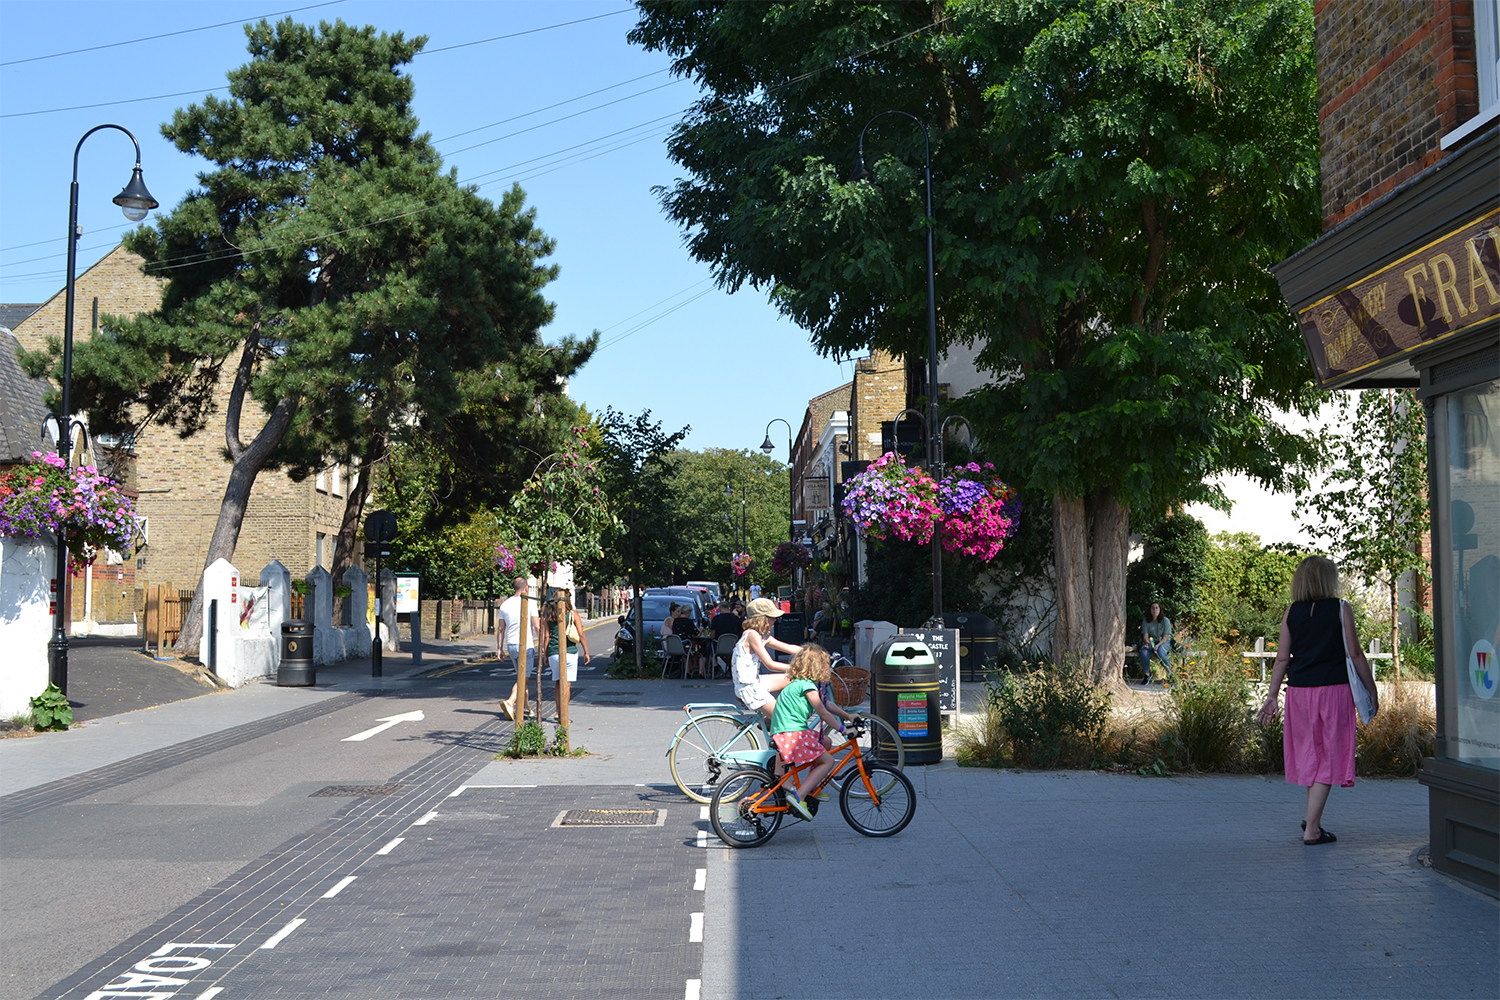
[711, 600, 743, 640]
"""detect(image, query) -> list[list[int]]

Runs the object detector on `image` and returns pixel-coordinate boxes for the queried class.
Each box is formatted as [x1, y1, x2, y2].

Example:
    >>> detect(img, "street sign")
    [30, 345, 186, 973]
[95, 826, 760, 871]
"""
[363, 541, 392, 558]
[395, 575, 419, 614]
[364, 509, 398, 543]
[906, 627, 960, 713]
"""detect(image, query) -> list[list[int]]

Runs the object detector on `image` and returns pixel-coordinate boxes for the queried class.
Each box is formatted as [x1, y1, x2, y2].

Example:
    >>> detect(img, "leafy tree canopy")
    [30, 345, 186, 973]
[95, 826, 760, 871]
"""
[663, 447, 791, 589]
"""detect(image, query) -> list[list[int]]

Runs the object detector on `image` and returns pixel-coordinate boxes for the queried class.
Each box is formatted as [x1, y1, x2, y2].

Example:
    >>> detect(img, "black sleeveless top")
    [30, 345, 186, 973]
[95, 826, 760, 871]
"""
[1285, 600, 1349, 687]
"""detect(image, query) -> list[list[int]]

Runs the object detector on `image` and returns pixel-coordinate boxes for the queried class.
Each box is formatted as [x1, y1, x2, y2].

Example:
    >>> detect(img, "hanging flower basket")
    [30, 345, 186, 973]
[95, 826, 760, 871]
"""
[839, 452, 943, 544]
[771, 541, 810, 575]
[731, 552, 753, 577]
[494, 544, 516, 573]
[936, 462, 1019, 562]
[0, 452, 135, 560]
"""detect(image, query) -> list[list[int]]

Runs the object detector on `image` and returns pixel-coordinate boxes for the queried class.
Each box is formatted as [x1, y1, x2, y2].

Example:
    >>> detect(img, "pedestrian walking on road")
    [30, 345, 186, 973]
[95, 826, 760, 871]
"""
[1258, 556, 1379, 845]
[544, 590, 590, 708]
[498, 578, 540, 721]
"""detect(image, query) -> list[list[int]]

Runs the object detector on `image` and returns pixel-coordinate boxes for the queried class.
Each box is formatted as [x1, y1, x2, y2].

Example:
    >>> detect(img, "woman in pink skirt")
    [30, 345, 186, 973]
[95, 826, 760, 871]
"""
[1258, 556, 1379, 845]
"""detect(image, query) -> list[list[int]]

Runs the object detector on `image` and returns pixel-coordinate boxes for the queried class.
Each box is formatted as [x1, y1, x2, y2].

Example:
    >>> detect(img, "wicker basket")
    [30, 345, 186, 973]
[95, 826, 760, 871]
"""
[831, 664, 870, 707]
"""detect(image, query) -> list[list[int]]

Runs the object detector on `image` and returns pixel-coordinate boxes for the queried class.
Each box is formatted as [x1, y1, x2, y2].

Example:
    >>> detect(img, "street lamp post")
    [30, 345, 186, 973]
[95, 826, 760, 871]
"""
[852, 111, 940, 619]
[760, 418, 794, 544]
[49, 125, 158, 693]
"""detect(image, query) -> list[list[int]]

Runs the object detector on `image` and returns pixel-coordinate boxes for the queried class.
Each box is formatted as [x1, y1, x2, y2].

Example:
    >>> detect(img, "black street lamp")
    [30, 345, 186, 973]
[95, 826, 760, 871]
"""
[851, 110, 940, 618]
[48, 125, 158, 693]
[760, 418, 794, 544]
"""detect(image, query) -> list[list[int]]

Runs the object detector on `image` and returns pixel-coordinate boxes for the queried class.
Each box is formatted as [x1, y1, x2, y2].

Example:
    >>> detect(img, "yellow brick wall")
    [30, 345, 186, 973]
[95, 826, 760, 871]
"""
[13, 245, 349, 606]
[850, 349, 908, 462]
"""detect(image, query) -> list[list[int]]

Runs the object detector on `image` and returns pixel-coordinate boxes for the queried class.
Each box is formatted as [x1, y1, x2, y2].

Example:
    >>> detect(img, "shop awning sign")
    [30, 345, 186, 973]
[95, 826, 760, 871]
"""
[1298, 208, 1500, 386]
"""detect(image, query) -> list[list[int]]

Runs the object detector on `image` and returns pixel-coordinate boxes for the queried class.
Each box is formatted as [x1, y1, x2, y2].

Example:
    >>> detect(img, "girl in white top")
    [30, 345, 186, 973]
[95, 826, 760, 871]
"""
[732, 597, 803, 721]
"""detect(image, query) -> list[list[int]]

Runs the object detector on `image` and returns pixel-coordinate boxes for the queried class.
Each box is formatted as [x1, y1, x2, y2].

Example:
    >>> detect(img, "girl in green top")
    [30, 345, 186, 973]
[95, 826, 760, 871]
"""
[769, 645, 845, 820]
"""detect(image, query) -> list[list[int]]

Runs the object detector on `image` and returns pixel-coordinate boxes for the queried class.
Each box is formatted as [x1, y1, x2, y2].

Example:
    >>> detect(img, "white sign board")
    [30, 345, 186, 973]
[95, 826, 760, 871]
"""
[395, 576, 420, 614]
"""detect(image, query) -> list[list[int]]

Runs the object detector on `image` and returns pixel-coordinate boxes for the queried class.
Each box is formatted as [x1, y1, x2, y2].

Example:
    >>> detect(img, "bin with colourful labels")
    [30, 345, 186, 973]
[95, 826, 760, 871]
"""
[871, 635, 942, 764]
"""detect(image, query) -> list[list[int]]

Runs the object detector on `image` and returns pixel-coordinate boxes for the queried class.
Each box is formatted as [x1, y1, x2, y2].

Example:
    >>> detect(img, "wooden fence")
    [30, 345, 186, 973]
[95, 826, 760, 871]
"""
[143, 585, 194, 654]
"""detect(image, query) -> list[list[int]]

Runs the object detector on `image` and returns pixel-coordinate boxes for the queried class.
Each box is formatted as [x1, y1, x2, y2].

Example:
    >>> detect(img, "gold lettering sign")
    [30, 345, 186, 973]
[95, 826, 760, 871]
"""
[1299, 208, 1500, 385]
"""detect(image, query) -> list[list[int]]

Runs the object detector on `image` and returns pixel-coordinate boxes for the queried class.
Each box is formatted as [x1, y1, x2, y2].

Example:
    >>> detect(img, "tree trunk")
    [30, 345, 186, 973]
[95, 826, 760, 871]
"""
[1390, 575, 1401, 681]
[1052, 493, 1093, 665]
[1090, 489, 1130, 687]
[176, 399, 297, 654]
[330, 441, 379, 599]
[177, 328, 298, 655]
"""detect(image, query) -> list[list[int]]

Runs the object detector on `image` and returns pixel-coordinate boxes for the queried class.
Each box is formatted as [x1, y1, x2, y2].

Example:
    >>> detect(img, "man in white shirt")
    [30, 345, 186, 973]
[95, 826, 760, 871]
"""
[498, 577, 540, 720]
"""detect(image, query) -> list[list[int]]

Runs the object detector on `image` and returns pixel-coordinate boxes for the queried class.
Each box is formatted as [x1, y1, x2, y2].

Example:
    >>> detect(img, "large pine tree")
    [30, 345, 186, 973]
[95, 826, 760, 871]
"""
[45, 19, 581, 651]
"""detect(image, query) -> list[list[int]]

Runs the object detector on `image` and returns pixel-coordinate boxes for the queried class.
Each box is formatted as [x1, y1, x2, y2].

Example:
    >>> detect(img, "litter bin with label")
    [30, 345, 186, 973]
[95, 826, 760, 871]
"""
[278, 619, 315, 686]
[871, 635, 942, 764]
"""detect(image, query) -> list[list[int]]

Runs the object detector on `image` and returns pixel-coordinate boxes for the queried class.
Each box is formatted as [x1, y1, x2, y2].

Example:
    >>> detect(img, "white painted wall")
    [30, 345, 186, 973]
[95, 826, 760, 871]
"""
[0, 536, 56, 718]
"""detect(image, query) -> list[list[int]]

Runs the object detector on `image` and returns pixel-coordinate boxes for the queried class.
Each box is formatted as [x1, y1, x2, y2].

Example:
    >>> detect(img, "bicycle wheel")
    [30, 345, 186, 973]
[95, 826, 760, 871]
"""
[669, 714, 761, 803]
[839, 764, 916, 838]
[710, 769, 783, 848]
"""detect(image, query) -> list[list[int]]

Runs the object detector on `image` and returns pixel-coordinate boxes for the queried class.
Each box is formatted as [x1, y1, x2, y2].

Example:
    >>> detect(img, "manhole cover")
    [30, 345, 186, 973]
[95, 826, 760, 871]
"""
[592, 699, 639, 706]
[553, 808, 664, 827]
[311, 784, 404, 797]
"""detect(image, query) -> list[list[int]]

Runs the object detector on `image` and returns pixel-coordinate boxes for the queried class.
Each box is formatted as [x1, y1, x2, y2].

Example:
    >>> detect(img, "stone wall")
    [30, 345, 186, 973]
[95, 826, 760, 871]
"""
[1317, 0, 1481, 228]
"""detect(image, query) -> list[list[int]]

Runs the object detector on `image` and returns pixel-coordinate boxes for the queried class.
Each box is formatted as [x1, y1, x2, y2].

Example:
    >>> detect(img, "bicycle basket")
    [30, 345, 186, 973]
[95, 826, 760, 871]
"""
[831, 664, 870, 707]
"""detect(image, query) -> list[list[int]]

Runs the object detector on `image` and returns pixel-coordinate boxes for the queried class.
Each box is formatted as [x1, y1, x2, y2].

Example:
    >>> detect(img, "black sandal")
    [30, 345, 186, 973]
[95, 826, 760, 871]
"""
[1303, 829, 1336, 845]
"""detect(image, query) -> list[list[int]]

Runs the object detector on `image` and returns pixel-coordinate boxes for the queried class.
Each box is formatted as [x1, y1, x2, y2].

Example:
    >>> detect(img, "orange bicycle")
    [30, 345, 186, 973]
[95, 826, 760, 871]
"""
[709, 717, 916, 848]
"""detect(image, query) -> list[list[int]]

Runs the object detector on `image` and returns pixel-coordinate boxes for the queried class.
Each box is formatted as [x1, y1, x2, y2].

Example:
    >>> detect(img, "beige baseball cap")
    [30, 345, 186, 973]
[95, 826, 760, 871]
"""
[745, 597, 784, 618]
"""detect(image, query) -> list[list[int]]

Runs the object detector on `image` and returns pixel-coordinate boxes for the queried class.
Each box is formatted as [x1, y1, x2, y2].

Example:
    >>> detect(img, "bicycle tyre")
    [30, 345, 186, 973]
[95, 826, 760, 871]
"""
[830, 714, 904, 798]
[839, 764, 916, 838]
[669, 714, 761, 803]
[710, 768, 783, 848]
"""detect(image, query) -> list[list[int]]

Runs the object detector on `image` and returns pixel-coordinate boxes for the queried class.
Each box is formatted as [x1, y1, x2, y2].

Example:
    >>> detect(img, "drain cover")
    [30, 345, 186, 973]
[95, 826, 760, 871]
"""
[553, 808, 664, 827]
[311, 784, 404, 797]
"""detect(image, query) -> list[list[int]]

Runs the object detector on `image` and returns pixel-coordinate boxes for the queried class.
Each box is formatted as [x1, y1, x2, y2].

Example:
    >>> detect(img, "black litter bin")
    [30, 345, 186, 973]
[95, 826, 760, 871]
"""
[944, 612, 998, 682]
[278, 619, 315, 686]
[871, 635, 942, 764]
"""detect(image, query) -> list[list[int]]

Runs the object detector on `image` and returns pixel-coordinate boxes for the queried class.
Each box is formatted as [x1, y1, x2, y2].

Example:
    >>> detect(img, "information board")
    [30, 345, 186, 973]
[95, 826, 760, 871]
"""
[905, 627, 960, 712]
[395, 575, 420, 614]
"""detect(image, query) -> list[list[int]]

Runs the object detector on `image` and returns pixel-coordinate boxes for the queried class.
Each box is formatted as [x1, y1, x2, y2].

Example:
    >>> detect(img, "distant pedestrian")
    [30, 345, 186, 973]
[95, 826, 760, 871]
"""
[1258, 556, 1379, 845]
[1140, 602, 1172, 684]
[543, 590, 590, 702]
[498, 577, 540, 721]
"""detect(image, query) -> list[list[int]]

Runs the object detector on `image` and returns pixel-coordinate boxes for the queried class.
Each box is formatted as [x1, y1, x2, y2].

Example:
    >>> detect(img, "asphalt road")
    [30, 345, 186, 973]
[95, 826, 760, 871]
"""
[59, 635, 218, 723]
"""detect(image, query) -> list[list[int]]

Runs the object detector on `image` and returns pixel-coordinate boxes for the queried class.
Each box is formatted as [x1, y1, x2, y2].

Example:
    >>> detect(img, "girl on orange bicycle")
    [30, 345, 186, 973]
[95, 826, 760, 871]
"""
[769, 644, 845, 820]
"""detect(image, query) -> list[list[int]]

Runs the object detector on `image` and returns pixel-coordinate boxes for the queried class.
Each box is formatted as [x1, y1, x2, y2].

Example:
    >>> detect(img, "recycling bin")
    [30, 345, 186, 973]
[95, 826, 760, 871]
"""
[871, 635, 942, 764]
[944, 611, 998, 681]
[278, 619, 315, 686]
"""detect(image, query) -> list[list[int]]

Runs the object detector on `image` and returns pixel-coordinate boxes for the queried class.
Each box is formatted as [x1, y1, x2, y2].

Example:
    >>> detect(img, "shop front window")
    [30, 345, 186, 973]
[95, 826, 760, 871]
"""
[1438, 378, 1500, 768]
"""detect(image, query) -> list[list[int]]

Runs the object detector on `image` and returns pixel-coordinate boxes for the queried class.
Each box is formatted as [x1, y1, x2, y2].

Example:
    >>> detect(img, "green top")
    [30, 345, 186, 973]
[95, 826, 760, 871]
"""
[1142, 618, 1172, 642]
[545, 611, 577, 656]
[770, 679, 817, 734]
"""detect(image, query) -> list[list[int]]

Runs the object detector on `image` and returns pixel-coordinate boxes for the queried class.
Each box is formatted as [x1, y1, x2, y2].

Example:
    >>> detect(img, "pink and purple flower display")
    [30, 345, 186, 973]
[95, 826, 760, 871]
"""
[0, 451, 136, 560]
[841, 453, 1017, 562]
[731, 552, 753, 577]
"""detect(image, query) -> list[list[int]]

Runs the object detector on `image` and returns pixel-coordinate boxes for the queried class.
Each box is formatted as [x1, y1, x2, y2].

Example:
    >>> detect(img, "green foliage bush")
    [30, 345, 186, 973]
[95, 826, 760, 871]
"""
[606, 645, 664, 679]
[1166, 663, 1252, 771]
[1195, 533, 1305, 644]
[985, 660, 1112, 768]
[29, 684, 71, 732]
[505, 720, 547, 758]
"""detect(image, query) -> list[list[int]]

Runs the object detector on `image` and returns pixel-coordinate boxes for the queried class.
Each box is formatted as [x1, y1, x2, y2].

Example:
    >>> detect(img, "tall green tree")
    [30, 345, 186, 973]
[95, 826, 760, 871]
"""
[630, 0, 1323, 682]
[1295, 389, 1430, 675]
[575, 409, 687, 673]
[36, 19, 569, 651]
[665, 447, 791, 589]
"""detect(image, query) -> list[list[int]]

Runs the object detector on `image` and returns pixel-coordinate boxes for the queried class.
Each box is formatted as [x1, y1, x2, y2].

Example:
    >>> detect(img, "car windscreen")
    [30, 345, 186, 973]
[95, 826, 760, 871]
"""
[638, 599, 674, 619]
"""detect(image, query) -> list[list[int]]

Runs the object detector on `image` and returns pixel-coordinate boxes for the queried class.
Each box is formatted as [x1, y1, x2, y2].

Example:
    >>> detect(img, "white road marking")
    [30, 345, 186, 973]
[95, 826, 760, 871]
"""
[689, 912, 704, 943]
[686, 979, 702, 1000]
[259, 918, 306, 950]
[201, 988, 225, 998]
[449, 786, 468, 797]
[321, 876, 357, 899]
[694, 868, 706, 891]
[413, 811, 439, 826]
[376, 837, 404, 855]
[341, 710, 425, 742]
[696, 830, 707, 848]
[698, 805, 709, 821]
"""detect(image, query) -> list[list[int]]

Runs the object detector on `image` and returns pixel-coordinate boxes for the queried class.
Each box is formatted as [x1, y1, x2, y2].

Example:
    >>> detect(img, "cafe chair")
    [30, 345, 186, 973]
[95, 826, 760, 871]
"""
[714, 633, 738, 679]
[662, 634, 690, 679]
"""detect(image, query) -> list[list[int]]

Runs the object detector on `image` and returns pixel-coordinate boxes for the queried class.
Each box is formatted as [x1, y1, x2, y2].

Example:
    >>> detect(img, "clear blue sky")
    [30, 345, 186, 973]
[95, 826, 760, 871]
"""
[0, 0, 857, 453]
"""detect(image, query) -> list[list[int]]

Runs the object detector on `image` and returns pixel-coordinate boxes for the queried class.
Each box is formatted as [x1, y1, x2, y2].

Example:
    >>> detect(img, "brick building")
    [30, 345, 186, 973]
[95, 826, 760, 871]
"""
[1272, 1, 1498, 895]
[9, 245, 351, 625]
